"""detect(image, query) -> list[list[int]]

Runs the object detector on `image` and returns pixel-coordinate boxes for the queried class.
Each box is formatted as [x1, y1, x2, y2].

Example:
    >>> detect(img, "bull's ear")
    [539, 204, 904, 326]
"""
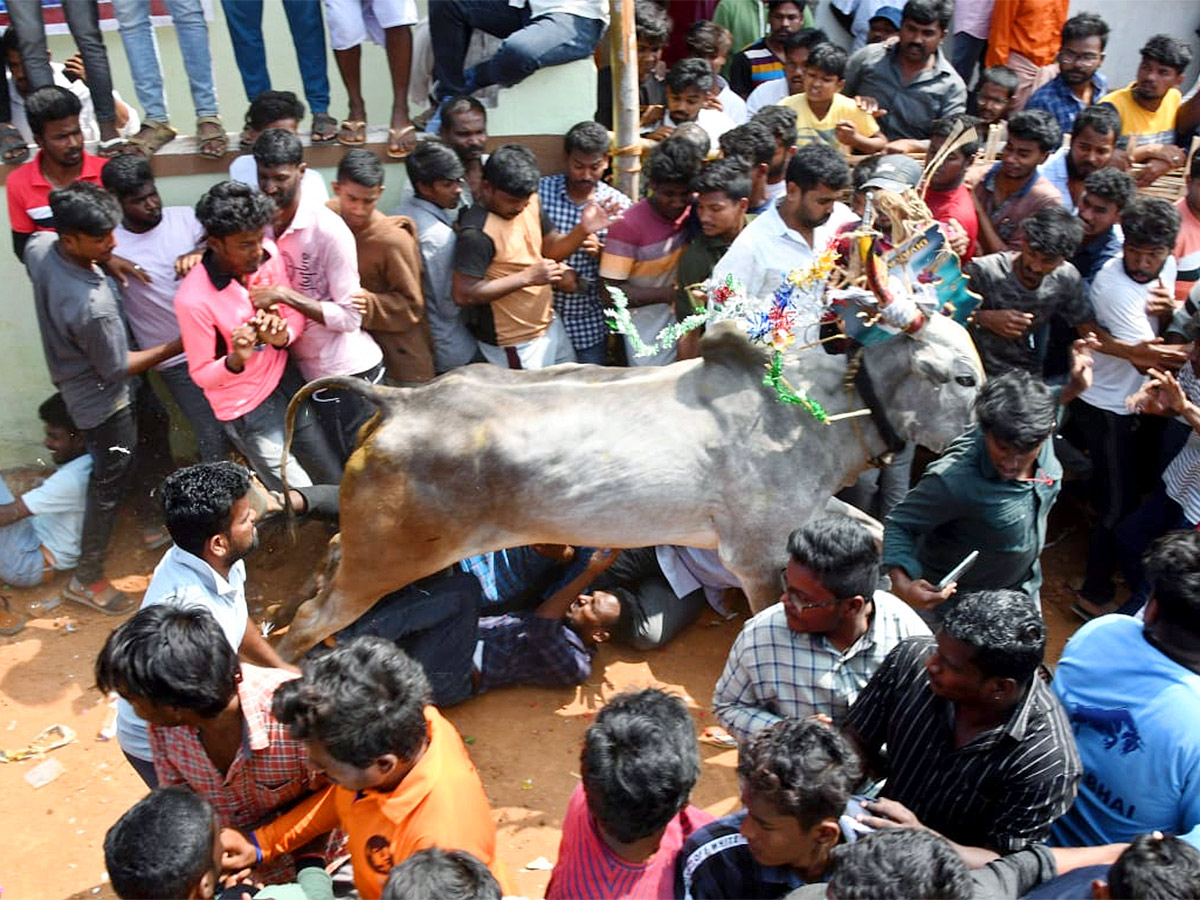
[912, 342, 953, 384]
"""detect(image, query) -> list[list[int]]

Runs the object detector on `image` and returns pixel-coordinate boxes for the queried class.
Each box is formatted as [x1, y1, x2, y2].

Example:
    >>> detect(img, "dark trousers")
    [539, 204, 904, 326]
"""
[76, 405, 139, 585]
[310, 362, 384, 463]
[1115, 484, 1194, 614]
[219, 0, 330, 112]
[590, 547, 707, 650]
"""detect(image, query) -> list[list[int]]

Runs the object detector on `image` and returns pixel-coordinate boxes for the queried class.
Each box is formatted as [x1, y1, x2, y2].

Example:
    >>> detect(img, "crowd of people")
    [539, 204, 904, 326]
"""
[5, 0, 1200, 898]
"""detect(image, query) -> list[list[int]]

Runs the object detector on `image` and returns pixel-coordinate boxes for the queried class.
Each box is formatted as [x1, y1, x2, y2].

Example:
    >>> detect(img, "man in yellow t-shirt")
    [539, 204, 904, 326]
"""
[781, 43, 885, 154]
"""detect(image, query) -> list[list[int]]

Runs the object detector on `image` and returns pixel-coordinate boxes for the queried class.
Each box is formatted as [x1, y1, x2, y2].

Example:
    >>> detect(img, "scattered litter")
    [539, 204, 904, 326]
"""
[24, 757, 65, 788]
[61, 619, 78, 634]
[97, 697, 119, 742]
[464, 736, 476, 745]
[520, 777, 534, 790]
[260, 619, 274, 637]
[1, 723, 78, 762]
[523, 857, 554, 871]
[698, 725, 738, 749]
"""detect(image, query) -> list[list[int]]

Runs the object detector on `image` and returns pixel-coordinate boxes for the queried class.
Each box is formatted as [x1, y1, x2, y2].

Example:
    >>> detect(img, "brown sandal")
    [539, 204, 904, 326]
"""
[195, 116, 228, 159]
[387, 124, 417, 159]
[337, 119, 367, 146]
[311, 112, 338, 143]
[123, 120, 177, 158]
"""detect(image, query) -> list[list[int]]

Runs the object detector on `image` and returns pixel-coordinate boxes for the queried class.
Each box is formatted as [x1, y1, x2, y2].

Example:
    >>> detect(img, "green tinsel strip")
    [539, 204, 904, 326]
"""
[762, 351, 829, 422]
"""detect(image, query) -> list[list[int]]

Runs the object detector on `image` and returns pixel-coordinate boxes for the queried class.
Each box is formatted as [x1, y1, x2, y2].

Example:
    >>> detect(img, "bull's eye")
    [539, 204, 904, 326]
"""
[955, 375, 977, 387]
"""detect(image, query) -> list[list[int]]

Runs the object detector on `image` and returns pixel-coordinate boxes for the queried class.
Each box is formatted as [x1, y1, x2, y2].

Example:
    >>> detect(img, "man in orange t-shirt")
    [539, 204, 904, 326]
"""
[986, 0, 1069, 110]
[219, 638, 512, 900]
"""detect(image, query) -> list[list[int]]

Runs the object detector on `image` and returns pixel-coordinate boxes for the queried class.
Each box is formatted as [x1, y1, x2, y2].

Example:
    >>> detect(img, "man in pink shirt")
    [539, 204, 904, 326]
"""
[252, 129, 384, 461]
[174, 181, 342, 490]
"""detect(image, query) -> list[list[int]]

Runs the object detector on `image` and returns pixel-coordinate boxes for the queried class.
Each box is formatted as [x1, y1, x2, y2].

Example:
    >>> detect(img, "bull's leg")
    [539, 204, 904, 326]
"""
[742, 572, 783, 614]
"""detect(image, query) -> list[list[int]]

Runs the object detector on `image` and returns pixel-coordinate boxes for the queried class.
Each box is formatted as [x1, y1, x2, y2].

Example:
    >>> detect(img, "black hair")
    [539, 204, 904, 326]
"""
[851, 154, 882, 195]
[1122, 196, 1182, 250]
[1142, 530, 1200, 631]
[736, 719, 861, 828]
[975, 369, 1058, 450]
[1022, 205, 1084, 259]
[1082, 167, 1137, 213]
[272, 636, 432, 768]
[50, 181, 121, 236]
[405, 140, 465, 187]
[382, 849, 501, 900]
[159, 461, 251, 557]
[1061, 11, 1109, 51]
[751, 104, 799, 148]
[928, 115, 982, 159]
[564, 120, 611, 157]
[786, 514, 880, 600]
[1108, 833, 1200, 899]
[670, 123, 712, 161]
[38, 393, 76, 432]
[26, 85, 82, 139]
[104, 788, 216, 900]
[1140, 34, 1192, 74]
[482, 143, 540, 197]
[806, 43, 849, 80]
[767, 0, 805, 13]
[252, 127, 304, 168]
[94, 605, 240, 716]
[581, 688, 700, 844]
[0, 27, 17, 55]
[667, 57, 716, 95]
[782, 26, 831, 54]
[693, 158, 751, 201]
[787, 141, 851, 191]
[337, 148, 385, 188]
[1007, 109, 1062, 153]
[940, 589, 1045, 684]
[194, 180, 277, 238]
[1072, 103, 1121, 142]
[685, 20, 732, 60]
[719, 121, 776, 168]
[246, 89, 306, 131]
[1191, 151, 1200, 180]
[647, 137, 704, 186]
[902, 0, 953, 31]
[634, 0, 672, 47]
[826, 829, 974, 899]
[101, 154, 154, 200]
[979, 65, 1019, 98]
[438, 95, 487, 130]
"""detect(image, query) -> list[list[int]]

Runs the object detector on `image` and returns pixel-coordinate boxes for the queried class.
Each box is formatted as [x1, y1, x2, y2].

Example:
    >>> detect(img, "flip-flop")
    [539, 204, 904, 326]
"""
[96, 136, 128, 158]
[311, 112, 338, 143]
[0, 122, 29, 164]
[337, 119, 367, 146]
[62, 579, 133, 616]
[387, 124, 417, 159]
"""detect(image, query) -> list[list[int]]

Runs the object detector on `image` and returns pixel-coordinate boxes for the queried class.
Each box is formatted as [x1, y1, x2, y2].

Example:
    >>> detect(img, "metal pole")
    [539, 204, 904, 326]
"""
[611, 0, 640, 199]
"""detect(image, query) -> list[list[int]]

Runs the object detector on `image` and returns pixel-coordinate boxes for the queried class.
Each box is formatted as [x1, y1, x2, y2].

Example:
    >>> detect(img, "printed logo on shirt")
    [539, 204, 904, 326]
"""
[365, 834, 394, 874]
[1069, 703, 1144, 755]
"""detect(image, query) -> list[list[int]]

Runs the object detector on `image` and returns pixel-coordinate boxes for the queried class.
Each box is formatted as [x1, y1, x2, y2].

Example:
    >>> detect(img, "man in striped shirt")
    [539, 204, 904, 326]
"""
[845, 589, 1081, 859]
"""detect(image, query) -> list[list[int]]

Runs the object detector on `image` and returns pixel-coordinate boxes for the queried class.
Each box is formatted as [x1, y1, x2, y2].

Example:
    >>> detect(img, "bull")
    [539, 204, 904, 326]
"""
[274, 314, 982, 660]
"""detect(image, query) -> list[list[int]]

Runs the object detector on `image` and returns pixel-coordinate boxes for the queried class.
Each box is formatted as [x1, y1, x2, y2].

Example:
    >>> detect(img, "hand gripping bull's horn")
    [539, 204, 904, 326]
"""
[860, 233, 927, 335]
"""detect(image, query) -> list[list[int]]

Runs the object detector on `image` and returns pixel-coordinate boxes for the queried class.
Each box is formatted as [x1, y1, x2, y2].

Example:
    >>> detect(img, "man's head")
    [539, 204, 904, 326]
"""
[1016, 206, 1083, 289]
[976, 369, 1059, 478]
[671, 122, 713, 161]
[405, 140, 465, 210]
[1097, 833, 1200, 900]
[245, 89, 306, 138]
[480, 143, 540, 219]
[736, 719, 861, 870]
[95, 605, 240, 728]
[666, 57, 715, 125]
[273, 637, 431, 792]
[766, 0, 805, 46]
[866, 6, 902, 44]
[782, 28, 831, 95]
[1057, 13, 1108, 90]
[633, 0, 671, 77]
[38, 393, 83, 466]
[692, 158, 750, 239]
[253, 128, 306, 216]
[999, 109, 1061, 182]
[2, 27, 33, 96]
[1078, 167, 1136, 240]
[751, 105, 798, 182]
[1067, 104, 1120, 181]
[720, 121, 775, 201]
[783, 141, 851, 231]
[382, 849, 502, 900]
[581, 688, 699, 847]
[646, 139, 702, 221]
[1142, 530, 1200, 636]
[1187, 152, 1200, 217]
[825, 829, 974, 899]
[926, 116, 981, 192]
[438, 96, 488, 165]
[975, 66, 1018, 126]
[782, 515, 879, 637]
[685, 20, 733, 77]
[1121, 196, 1181, 284]
[160, 461, 256, 565]
[897, 0, 952, 66]
[194, 180, 276, 277]
[51, 181, 121, 265]
[563, 590, 621, 644]
[26, 85, 83, 166]
[927, 590, 1045, 705]
[333, 148, 385, 232]
[101, 154, 162, 231]
[563, 120, 611, 197]
[805, 43, 849, 107]
[104, 788, 221, 900]
[1135, 35, 1191, 107]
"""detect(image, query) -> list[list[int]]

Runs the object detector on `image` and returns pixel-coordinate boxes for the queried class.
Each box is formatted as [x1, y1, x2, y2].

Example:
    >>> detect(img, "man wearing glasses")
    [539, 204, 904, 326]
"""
[712, 515, 929, 745]
[1027, 13, 1111, 135]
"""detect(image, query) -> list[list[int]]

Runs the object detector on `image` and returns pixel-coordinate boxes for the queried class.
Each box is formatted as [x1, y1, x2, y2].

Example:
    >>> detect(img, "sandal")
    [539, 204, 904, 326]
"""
[387, 124, 417, 159]
[195, 115, 228, 159]
[141, 526, 172, 551]
[0, 595, 26, 636]
[61, 577, 134, 616]
[311, 112, 338, 144]
[123, 120, 177, 158]
[96, 136, 128, 158]
[0, 122, 29, 164]
[337, 119, 367, 146]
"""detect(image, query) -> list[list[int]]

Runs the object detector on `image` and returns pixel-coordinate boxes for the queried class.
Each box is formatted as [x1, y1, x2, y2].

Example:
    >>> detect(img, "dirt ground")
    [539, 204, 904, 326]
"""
[0, 473, 1096, 900]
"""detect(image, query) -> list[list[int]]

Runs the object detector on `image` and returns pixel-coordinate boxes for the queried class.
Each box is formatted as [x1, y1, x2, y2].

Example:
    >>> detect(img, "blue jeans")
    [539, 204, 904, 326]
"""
[157, 363, 229, 462]
[222, 384, 343, 492]
[431, 0, 604, 96]
[838, 442, 916, 523]
[574, 340, 608, 366]
[220, 0, 330, 113]
[951, 33, 987, 88]
[0, 474, 45, 588]
[113, 0, 218, 121]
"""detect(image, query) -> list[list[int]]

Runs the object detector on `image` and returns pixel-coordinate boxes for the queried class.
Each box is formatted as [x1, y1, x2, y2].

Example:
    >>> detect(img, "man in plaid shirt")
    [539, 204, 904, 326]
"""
[538, 120, 632, 364]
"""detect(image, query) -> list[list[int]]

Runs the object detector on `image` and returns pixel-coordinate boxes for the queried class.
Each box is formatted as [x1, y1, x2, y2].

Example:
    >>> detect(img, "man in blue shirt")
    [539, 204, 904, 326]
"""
[1026, 13, 1111, 135]
[1072, 168, 1135, 285]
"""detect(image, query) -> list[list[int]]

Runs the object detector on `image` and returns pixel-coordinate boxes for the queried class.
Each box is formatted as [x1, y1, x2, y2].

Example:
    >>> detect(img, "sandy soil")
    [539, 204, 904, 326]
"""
[0, 480, 1094, 900]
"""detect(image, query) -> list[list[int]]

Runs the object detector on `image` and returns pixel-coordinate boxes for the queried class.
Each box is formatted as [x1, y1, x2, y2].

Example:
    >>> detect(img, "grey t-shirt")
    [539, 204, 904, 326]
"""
[966, 251, 1092, 377]
[843, 43, 967, 140]
[25, 232, 131, 429]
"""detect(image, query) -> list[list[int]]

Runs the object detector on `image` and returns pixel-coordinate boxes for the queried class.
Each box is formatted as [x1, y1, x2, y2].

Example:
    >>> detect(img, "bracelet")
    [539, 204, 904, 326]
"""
[248, 831, 263, 865]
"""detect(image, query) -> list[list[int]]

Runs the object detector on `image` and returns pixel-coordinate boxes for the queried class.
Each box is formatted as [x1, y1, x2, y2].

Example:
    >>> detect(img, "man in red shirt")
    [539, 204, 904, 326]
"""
[923, 115, 980, 261]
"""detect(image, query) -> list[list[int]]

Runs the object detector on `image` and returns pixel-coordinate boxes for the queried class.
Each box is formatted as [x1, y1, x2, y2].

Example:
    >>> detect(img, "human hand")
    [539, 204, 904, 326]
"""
[588, 548, 620, 572]
[854, 96, 887, 119]
[64, 53, 87, 83]
[639, 105, 664, 128]
[349, 289, 372, 315]
[558, 268, 580, 293]
[1129, 367, 1189, 416]
[219, 827, 258, 873]
[230, 322, 258, 365]
[249, 284, 289, 312]
[1145, 283, 1177, 318]
[834, 120, 858, 147]
[581, 233, 603, 256]
[174, 251, 202, 279]
[704, 92, 724, 112]
[254, 309, 289, 348]
[858, 797, 925, 831]
[1128, 338, 1190, 373]
[1067, 336, 1098, 395]
[644, 126, 675, 142]
[894, 574, 956, 610]
[106, 254, 151, 287]
[975, 308, 1034, 339]
[941, 218, 969, 257]
[580, 196, 625, 234]
[526, 258, 566, 286]
[1135, 157, 1174, 187]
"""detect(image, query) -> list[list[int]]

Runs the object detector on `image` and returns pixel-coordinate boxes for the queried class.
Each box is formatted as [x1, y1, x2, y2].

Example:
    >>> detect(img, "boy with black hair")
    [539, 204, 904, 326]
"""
[781, 43, 884, 153]
[220, 637, 511, 899]
[1073, 167, 1136, 285]
[1039, 104, 1121, 214]
[750, 105, 799, 207]
[745, 27, 830, 116]
[229, 90, 328, 200]
[648, 57, 736, 144]
[596, 0, 670, 130]
[1027, 12, 1112, 135]
[1101, 834, 1200, 899]
[678, 718, 864, 898]
[383, 848, 501, 900]
[600, 139, 701, 366]
[331, 148, 434, 384]
[719, 120, 777, 215]
[974, 65, 1019, 127]
[685, 20, 747, 125]
[546, 688, 711, 899]
[924, 115, 981, 261]
[728, 0, 807, 98]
